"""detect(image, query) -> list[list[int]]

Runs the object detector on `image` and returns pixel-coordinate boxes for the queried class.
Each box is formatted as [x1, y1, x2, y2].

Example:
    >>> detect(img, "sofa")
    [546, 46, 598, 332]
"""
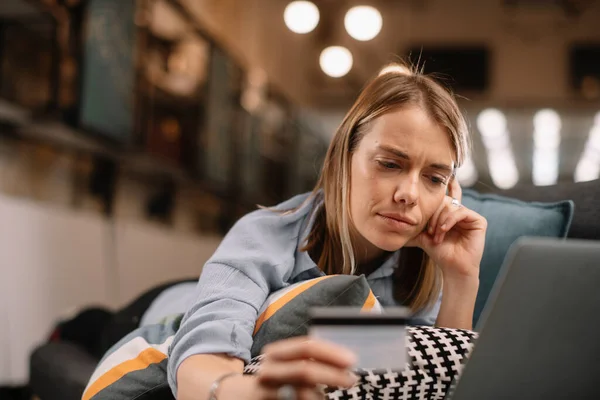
[27, 179, 600, 400]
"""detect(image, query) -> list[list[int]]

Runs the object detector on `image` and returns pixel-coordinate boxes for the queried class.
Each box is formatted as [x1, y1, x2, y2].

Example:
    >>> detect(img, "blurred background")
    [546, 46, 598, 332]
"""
[0, 0, 598, 396]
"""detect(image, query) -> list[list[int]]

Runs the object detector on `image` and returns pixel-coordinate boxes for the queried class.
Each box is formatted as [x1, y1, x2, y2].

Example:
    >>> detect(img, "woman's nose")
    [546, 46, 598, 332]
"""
[393, 176, 419, 205]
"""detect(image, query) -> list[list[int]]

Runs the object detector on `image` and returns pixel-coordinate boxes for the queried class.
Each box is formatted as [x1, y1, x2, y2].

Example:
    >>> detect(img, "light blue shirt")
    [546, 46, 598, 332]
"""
[167, 192, 441, 396]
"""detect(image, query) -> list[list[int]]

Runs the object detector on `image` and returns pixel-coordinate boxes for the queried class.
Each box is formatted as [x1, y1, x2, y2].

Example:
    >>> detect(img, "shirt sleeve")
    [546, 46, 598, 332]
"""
[166, 207, 300, 397]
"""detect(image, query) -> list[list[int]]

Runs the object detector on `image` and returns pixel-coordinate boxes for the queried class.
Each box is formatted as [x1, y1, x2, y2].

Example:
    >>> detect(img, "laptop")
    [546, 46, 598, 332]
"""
[449, 237, 600, 400]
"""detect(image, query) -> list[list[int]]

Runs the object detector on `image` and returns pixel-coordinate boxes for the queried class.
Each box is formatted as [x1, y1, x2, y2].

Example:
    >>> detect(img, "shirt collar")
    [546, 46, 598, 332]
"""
[366, 250, 400, 280]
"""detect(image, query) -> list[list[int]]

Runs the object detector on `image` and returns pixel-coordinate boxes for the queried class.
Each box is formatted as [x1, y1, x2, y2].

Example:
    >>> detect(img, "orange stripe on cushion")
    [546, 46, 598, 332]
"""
[254, 275, 333, 334]
[361, 291, 377, 312]
[82, 348, 167, 400]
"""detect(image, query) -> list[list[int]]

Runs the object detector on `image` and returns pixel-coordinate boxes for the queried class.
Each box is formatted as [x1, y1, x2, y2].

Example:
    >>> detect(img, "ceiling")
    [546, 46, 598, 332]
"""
[274, 0, 600, 107]
[274, 0, 600, 188]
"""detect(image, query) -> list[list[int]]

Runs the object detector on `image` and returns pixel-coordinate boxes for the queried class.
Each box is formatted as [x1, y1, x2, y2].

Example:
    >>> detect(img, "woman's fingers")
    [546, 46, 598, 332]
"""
[433, 196, 466, 243]
[438, 206, 485, 233]
[259, 337, 358, 392]
[436, 207, 466, 243]
[258, 359, 358, 389]
[428, 200, 446, 235]
[432, 200, 453, 242]
[430, 178, 462, 237]
[258, 385, 326, 400]
[262, 337, 356, 368]
[448, 177, 462, 202]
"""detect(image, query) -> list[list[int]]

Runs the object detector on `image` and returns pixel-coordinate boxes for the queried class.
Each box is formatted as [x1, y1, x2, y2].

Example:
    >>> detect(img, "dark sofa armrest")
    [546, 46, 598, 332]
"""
[29, 341, 99, 400]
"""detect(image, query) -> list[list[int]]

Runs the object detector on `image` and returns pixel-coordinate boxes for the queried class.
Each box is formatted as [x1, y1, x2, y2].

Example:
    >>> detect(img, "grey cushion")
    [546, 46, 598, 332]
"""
[251, 275, 380, 358]
[462, 190, 574, 325]
[496, 179, 600, 241]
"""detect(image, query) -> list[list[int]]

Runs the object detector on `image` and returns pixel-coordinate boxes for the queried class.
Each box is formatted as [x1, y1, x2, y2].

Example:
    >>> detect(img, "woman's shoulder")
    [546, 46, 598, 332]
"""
[210, 192, 317, 260]
[238, 191, 316, 227]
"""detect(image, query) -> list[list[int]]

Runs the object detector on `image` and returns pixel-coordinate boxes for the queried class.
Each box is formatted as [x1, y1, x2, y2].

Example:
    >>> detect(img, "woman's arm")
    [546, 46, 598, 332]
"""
[167, 263, 268, 397]
[176, 354, 256, 400]
[176, 340, 358, 400]
[167, 200, 311, 398]
[407, 179, 486, 330]
[435, 274, 479, 330]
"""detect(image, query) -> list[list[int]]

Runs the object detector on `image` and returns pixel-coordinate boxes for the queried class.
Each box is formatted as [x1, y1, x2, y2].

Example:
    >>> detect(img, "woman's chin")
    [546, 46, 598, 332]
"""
[369, 234, 411, 252]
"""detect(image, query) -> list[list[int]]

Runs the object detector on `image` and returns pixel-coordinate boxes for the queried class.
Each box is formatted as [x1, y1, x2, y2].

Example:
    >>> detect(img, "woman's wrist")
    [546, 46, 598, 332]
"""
[442, 267, 479, 288]
[176, 354, 245, 400]
[217, 374, 258, 400]
[435, 271, 479, 330]
[438, 259, 480, 282]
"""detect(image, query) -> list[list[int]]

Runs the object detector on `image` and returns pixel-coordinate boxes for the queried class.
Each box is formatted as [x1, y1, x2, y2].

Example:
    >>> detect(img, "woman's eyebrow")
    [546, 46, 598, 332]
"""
[430, 163, 454, 174]
[378, 144, 453, 173]
[378, 144, 410, 160]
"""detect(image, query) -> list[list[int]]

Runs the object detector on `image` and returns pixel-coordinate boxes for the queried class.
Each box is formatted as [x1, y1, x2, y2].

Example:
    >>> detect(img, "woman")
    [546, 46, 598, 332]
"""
[169, 64, 487, 400]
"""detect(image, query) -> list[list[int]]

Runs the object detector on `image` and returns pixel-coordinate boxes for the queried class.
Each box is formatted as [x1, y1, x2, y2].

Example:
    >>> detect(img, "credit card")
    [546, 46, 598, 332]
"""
[308, 307, 410, 371]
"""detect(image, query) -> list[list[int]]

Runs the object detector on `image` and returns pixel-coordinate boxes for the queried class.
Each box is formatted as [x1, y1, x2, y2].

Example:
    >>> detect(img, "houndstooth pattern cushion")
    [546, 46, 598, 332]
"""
[243, 326, 478, 400]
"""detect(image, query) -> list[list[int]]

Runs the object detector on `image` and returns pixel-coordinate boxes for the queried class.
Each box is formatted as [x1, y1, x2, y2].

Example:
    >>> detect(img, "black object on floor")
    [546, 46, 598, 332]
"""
[29, 278, 196, 400]
[0, 386, 30, 400]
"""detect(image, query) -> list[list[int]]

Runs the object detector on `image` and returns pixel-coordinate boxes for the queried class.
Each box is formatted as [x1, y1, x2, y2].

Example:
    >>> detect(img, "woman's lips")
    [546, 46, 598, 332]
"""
[377, 213, 417, 231]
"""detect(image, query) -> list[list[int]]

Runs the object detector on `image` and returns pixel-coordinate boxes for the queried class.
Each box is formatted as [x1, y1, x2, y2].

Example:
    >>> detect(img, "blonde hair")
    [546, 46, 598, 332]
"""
[298, 63, 469, 312]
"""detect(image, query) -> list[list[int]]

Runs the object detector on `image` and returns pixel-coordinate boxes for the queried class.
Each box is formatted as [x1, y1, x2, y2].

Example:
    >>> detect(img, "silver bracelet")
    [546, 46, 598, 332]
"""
[207, 372, 242, 400]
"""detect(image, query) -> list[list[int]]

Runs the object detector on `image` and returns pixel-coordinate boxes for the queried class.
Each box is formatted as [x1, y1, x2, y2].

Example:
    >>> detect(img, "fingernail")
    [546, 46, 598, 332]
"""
[346, 372, 359, 387]
[440, 224, 447, 231]
[342, 351, 358, 365]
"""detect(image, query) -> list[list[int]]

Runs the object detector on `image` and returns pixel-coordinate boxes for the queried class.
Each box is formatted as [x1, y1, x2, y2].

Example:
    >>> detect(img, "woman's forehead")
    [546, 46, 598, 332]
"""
[362, 108, 455, 164]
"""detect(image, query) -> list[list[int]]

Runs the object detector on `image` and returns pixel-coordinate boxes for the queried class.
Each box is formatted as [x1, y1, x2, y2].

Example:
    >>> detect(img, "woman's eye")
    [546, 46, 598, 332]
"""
[430, 176, 447, 185]
[377, 160, 400, 170]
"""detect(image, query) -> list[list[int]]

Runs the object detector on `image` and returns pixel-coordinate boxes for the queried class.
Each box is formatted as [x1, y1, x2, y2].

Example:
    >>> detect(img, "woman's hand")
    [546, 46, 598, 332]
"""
[406, 178, 486, 329]
[408, 178, 487, 281]
[248, 336, 359, 399]
[178, 338, 357, 400]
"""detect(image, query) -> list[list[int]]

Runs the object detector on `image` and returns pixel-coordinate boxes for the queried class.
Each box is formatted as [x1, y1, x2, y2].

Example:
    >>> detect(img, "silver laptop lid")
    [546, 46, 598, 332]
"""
[450, 237, 600, 400]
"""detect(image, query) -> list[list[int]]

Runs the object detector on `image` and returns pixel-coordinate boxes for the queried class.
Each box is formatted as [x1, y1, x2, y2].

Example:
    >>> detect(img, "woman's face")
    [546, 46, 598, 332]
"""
[349, 106, 455, 261]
